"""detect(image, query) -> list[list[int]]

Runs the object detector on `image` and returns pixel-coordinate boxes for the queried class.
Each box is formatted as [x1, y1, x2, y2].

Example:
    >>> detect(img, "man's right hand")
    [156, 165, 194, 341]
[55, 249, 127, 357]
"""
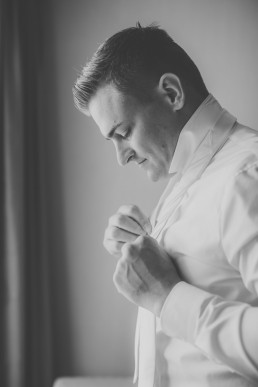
[103, 204, 152, 257]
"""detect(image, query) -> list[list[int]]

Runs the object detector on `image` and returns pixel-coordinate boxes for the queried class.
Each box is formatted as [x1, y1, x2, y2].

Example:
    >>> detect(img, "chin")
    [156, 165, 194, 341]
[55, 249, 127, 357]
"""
[147, 164, 170, 181]
[147, 169, 163, 182]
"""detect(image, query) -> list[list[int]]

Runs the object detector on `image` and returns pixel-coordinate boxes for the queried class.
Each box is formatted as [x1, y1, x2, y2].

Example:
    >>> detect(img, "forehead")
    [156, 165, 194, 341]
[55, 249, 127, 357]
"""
[88, 84, 139, 134]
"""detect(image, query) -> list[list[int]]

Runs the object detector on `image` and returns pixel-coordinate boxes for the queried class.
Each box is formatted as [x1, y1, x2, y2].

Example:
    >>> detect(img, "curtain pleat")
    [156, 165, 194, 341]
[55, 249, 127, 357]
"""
[1, 0, 53, 386]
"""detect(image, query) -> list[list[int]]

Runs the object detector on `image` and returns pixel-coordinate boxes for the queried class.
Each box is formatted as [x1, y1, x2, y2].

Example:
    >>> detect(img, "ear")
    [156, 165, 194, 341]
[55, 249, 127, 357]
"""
[158, 73, 185, 111]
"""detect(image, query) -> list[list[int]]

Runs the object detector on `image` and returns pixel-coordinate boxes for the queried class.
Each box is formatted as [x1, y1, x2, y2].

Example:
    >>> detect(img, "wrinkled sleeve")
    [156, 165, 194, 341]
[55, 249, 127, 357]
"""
[160, 161, 258, 384]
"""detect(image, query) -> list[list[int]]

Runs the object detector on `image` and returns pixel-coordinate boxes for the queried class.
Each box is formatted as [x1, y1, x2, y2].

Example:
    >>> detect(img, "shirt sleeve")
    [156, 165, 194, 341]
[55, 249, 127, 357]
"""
[160, 161, 258, 384]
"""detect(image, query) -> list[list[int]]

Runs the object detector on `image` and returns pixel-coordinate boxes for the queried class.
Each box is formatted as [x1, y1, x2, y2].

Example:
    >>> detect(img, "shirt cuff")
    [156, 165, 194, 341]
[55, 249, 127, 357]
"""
[160, 281, 211, 342]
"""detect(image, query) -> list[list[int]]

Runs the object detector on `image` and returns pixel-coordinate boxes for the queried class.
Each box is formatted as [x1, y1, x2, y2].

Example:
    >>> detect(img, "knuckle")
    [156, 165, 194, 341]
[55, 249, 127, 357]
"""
[105, 226, 119, 240]
[110, 213, 125, 228]
[119, 204, 138, 216]
[116, 213, 124, 225]
[103, 238, 120, 256]
[127, 204, 138, 215]
[109, 226, 118, 239]
[108, 214, 117, 226]
[118, 204, 127, 213]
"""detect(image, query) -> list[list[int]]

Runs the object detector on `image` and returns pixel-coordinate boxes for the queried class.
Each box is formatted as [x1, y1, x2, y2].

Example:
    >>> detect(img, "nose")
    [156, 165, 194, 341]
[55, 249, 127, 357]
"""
[113, 140, 134, 166]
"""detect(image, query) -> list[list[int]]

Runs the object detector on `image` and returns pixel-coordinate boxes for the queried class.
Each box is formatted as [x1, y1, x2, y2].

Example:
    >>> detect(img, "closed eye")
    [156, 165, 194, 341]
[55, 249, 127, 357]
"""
[117, 127, 132, 140]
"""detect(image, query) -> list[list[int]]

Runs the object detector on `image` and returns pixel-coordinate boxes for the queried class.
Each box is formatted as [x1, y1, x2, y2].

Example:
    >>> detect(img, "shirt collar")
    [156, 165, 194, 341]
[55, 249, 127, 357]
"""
[169, 94, 225, 175]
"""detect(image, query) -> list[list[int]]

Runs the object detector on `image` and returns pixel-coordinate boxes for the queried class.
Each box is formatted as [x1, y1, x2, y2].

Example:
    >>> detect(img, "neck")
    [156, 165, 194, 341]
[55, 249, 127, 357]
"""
[179, 89, 209, 130]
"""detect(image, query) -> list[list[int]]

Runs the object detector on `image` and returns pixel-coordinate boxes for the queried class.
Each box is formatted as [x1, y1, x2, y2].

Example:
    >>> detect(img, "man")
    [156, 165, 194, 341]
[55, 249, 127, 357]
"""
[73, 24, 258, 386]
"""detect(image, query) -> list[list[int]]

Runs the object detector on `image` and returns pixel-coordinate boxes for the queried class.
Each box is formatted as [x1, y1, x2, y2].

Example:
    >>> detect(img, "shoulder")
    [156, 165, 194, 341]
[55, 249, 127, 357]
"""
[212, 122, 258, 178]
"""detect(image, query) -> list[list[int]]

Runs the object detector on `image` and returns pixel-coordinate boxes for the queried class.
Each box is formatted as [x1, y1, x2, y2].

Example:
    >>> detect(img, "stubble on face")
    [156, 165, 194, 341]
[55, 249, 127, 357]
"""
[89, 84, 183, 182]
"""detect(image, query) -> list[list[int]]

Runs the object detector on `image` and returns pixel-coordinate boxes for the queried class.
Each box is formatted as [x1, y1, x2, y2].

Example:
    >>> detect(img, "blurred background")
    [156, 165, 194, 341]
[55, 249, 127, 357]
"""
[1, 0, 258, 386]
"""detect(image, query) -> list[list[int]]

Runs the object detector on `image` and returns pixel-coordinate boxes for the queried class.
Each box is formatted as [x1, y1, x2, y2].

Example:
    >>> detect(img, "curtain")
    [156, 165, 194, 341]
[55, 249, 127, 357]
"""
[0, 0, 53, 386]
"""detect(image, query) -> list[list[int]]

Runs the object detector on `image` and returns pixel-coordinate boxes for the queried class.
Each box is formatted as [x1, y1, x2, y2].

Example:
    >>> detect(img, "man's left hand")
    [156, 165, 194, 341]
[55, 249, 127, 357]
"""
[113, 235, 181, 316]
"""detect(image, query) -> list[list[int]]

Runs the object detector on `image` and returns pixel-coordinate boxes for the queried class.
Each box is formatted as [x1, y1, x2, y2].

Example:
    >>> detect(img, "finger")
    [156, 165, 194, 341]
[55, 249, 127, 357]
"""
[121, 242, 138, 260]
[109, 213, 145, 236]
[118, 204, 152, 234]
[134, 234, 155, 247]
[105, 226, 139, 243]
[103, 239, 124, 257]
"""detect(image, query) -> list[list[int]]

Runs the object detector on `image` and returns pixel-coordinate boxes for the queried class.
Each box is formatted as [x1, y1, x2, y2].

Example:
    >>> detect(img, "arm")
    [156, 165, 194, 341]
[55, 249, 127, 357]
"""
[160, 161, 258, 383]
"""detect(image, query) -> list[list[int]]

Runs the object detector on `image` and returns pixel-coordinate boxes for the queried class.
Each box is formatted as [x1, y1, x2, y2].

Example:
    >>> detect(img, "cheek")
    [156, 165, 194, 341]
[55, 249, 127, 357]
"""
[132, 123, 165, 159]
[131, 132, 150, 153]
[138, 141, 157, 158]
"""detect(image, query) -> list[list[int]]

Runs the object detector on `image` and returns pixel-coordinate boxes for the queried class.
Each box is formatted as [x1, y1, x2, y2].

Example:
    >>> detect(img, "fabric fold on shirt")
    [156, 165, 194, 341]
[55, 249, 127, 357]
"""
[134, 94, 238, 386]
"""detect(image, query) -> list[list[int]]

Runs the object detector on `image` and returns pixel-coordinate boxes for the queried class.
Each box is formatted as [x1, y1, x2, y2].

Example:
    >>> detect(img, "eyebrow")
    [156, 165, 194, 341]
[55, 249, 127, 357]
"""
[105, 122, 123, 140]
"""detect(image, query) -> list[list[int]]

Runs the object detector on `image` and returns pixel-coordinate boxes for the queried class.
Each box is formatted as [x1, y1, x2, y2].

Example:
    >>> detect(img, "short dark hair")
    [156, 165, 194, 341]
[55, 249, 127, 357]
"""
[73, 23, 208, 114]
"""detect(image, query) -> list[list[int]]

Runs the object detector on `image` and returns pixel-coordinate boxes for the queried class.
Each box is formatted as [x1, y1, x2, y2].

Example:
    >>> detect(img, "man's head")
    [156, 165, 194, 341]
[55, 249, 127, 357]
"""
[73, 24, 208, 181]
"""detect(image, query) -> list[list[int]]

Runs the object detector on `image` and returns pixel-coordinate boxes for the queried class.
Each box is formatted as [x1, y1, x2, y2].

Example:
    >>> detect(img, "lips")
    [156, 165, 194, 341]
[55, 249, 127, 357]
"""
[138, 159, 147, 166]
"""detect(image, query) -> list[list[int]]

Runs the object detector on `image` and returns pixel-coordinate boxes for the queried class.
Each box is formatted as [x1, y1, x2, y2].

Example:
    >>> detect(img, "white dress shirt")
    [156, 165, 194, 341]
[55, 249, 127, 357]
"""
[134, 94, 258, 387]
